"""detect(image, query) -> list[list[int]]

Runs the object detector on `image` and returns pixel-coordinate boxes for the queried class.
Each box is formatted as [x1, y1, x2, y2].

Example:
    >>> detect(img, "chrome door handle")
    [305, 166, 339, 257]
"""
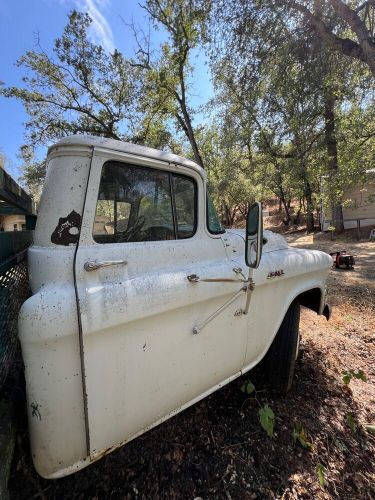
[187, 268, 247, 283]
[187, 274, 245, 283]
[84, 259, 128, 272]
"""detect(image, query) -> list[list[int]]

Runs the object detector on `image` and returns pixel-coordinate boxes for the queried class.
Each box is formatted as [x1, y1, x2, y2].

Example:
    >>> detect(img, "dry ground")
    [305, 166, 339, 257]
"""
[8, 231, 375, 500]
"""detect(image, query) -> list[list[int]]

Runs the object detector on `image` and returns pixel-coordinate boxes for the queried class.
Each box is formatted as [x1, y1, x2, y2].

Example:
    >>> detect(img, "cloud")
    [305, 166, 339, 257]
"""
[73, 0, 115, 53]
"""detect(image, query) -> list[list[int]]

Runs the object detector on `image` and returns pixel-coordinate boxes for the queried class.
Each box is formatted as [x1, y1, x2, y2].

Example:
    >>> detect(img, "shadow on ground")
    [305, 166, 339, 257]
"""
[9, 336, 375, 499]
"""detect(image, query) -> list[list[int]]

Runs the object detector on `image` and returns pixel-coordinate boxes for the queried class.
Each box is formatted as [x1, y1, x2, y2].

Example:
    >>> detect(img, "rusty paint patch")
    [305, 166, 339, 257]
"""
[51, 210, 81, 246]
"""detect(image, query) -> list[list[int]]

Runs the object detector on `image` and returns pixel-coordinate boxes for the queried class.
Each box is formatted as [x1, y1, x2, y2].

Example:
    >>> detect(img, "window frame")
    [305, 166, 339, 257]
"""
[171, 172, 198, 240]
[92, 160, 198, 244]
[206, 191, 225, 235]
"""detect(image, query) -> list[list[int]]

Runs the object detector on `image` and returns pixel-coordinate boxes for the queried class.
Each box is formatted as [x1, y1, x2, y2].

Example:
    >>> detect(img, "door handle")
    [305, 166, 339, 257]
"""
[187, 267, 247, 283]
[84, 259, 128, 271]
[187, 274, 246, 283]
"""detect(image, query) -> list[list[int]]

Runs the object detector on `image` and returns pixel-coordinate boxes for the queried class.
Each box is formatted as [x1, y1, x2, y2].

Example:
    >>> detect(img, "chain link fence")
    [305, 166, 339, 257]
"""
[0, 244, 31, 391]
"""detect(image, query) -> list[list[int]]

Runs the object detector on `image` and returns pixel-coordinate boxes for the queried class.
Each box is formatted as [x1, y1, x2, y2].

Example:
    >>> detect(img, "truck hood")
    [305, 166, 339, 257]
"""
[225, 229, 289, 254]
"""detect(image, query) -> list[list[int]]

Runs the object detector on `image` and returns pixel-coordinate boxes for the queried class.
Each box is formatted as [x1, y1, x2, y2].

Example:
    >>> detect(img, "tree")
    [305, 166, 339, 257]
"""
[289, 0, 375, 76]
[0, 151, 5, 171]
[1, 11, 150, 150]
[137, 0, 210, 167]
[209, 3, 326, 230]
[196, 124, 266, 225]
[208, 0, 374, 231]
[18, 146, 47, 201]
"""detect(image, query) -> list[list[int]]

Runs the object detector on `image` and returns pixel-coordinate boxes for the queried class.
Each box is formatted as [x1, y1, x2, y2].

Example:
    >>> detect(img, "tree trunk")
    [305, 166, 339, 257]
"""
[295, 197, 303, 225]
[304, 185, 315, 232]
[281, 195, 291, 226]
[275, 163, 291, 225]
[222, 201, 232, 226]
[301, 162, 315, 232]
[175, 109, 204, 168]
[324, 91, 344, 233]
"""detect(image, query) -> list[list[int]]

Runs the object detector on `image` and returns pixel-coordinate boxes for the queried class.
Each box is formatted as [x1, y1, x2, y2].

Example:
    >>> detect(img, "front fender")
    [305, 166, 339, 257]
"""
[242, 247, 331, 373]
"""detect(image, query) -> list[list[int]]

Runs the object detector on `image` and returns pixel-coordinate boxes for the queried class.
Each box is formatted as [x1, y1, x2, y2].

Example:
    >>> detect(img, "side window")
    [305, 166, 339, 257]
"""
[93, 162, 173, 243]
[173, 175, 197, 239]
[93, 161, 197, 243]
[207, 192, 225, 234]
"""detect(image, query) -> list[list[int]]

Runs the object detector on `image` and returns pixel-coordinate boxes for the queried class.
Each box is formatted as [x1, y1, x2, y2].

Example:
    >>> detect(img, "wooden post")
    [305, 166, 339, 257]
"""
[357, 219, 361, 241]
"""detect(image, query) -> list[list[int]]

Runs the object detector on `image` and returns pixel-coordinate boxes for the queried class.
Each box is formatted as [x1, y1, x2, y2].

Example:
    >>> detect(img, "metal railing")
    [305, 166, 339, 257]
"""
[326, 217, 374, 240]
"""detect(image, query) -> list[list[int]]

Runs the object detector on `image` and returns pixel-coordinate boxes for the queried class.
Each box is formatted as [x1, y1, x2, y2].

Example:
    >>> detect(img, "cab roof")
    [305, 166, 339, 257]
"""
[49, 135, 205, 178]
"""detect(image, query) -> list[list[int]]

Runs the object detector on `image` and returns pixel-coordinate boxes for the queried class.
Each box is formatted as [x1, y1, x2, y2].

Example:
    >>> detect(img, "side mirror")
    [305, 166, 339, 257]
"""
[245, 202, 263, 269]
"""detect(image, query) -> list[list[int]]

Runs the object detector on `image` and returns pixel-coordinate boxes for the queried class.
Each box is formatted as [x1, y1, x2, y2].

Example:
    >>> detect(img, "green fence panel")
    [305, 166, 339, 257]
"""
[0, 231, 33, 263]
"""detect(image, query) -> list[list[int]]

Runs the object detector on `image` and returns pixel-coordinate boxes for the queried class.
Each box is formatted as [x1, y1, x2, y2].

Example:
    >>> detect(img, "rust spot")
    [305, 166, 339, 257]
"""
[95, 446, 113, 460]
[51, 210, 81, 246]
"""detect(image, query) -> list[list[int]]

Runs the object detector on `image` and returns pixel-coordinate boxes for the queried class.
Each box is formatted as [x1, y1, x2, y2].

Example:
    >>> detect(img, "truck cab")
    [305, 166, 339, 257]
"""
[18, 136, 332, 478]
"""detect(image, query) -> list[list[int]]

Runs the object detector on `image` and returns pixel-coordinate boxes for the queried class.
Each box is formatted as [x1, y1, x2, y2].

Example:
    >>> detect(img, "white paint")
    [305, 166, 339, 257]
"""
[18, 136, 332, 478]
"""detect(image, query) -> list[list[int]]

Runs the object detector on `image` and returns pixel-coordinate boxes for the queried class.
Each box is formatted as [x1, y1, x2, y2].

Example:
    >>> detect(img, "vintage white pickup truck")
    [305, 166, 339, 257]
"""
[18, 136, 332, 478]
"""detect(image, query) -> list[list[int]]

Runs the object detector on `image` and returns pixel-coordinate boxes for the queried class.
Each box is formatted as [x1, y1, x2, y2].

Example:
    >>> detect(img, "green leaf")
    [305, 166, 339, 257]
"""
[240, 380, 255, 394]
[292, 422, 314, 451]
[343, 369, 367, 385]
[246, 381, 255, 394]
[316, 463, 325, 488]
[345, 413, 357, 432]
[259, 404, 275, 438]
[351, 369, 367, 382]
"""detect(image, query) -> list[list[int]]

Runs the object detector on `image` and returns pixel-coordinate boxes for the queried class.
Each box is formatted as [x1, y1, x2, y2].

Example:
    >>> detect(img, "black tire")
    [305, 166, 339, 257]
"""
[266, 299, 301, 395]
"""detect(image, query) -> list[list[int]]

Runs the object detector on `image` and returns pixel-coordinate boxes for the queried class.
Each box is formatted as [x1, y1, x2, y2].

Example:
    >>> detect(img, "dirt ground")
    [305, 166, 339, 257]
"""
[8, 231, 375, 500]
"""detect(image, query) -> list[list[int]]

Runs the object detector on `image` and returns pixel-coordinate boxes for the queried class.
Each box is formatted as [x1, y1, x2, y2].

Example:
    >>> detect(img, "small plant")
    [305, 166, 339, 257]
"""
[241, 379, 275, 438]
[328, 225, 335, 240]
[240, 380, 255, 395]
[292, 422, 314, 451]
[316, 463, 326, 488]
[345, 413, 357, 432]
[342, 369, 367, 385]
[259, 404, 275, 438]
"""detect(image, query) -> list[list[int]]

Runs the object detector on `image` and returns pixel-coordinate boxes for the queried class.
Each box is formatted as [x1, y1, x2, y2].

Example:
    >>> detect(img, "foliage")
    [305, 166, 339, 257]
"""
[138, 0, 210, 166]
[345, 413, 357, 432]
[1, 11, 148, 149]
[287, 1, 375, 76]
[342, 368, 367, 385]
[2, 1, 374, 229]
[292, 422, 314, 451]
[208, 0, 374, 230]
[240, 380, 255, 395]
[258, 404, 275, 438]
[316, 462, 326, 488]
[18, 146, 47, 201]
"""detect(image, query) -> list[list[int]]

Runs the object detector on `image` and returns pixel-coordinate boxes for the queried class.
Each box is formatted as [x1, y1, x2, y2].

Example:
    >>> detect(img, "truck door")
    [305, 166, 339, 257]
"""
[74, 150, 247, 460]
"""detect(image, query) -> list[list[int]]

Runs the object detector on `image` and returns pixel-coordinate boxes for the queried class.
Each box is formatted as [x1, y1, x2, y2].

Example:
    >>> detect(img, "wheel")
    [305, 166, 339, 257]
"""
[265, 299, 301, 395]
